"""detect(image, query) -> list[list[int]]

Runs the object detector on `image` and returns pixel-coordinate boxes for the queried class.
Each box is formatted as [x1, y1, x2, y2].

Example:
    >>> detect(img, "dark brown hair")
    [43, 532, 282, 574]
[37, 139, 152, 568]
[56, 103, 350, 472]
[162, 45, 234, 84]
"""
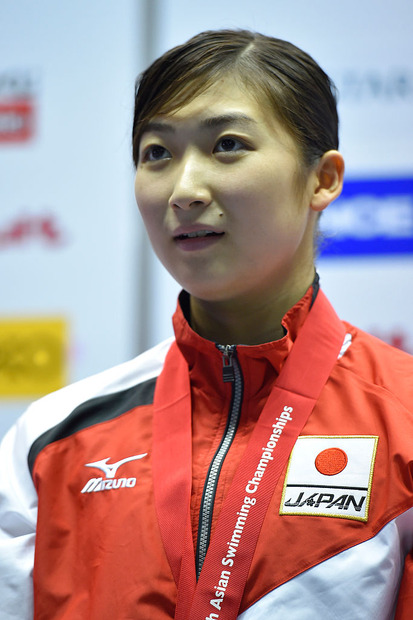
[132, 29, 339, 168]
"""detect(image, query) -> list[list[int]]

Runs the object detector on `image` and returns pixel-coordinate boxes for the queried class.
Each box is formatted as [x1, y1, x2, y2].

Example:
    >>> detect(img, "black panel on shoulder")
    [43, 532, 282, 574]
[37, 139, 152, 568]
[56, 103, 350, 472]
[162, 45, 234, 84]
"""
[28, 376, 157, 475]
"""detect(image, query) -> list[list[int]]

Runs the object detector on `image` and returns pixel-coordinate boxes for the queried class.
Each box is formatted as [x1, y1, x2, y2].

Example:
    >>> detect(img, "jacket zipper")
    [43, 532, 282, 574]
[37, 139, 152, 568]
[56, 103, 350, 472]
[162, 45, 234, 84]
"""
[195, 344, 244, 579]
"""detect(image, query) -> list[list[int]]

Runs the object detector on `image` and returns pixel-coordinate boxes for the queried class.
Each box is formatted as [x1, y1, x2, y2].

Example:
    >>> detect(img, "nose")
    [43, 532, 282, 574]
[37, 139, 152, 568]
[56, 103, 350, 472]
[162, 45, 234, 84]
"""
[168, 154, 212, 211]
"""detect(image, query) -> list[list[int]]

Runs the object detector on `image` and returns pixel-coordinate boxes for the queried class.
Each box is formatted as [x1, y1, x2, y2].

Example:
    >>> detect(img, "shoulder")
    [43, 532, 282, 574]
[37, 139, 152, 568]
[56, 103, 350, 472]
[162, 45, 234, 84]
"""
[339, 321, 413, 408]
[5, 337, 175, 459]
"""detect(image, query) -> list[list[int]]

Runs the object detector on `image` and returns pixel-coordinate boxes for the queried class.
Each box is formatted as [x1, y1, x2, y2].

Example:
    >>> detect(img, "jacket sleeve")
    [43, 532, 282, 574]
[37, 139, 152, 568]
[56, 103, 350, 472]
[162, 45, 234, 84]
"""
[0, 414, 37, 620]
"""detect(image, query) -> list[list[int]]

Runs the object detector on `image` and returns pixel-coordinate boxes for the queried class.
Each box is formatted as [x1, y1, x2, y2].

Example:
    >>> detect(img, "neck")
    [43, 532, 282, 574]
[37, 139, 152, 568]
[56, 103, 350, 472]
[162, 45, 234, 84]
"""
[189, 267, 316, 345]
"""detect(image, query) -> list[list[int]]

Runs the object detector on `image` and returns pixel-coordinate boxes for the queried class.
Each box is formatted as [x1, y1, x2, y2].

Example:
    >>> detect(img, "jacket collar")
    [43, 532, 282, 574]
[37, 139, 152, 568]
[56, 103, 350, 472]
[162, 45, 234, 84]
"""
[172, 279, 318, 390]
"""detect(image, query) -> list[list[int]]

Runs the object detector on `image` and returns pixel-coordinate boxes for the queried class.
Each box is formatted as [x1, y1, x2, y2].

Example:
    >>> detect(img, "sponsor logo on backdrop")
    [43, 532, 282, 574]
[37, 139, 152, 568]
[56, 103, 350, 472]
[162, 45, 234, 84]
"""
[336, 69, 413, 101]
[320, 178, 413, 256]
[0, 69, 39, 143]
[0, 318, 67, 397]
[0, 213, 67, 248]
[280, 436, 378, 521]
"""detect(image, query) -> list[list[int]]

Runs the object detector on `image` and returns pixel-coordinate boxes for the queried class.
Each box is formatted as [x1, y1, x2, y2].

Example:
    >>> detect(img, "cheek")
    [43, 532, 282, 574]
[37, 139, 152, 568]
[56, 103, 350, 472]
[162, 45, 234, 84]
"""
[134, 175, 161, 228]
[134, 173, 148, 211]
[230, 161, 288, 204]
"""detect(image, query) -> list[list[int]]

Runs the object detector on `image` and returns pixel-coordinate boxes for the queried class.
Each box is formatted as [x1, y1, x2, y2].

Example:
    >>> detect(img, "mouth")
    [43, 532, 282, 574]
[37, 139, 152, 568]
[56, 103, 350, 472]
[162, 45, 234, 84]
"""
[174, 230, 224, 240]
[172, 227, 225, 252]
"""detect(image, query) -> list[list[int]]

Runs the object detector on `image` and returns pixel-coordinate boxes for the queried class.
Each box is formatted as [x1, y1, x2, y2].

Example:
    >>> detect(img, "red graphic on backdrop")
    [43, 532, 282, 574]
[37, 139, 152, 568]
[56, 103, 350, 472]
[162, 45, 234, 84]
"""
[0, 69, 38, 143]
[371, 329, 412, 354]
[389, 333, 408, 351]
[0, 100, 35, 143]
[0, 215, 66, 247]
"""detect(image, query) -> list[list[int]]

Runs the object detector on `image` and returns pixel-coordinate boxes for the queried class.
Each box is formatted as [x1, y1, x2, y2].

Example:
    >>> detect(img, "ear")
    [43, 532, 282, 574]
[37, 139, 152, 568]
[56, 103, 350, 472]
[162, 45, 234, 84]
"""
[310, 150, 345, 212]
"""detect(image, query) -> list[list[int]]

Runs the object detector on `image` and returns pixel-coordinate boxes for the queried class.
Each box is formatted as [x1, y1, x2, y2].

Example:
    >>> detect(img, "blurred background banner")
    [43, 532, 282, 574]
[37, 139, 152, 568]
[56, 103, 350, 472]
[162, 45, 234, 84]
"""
[0, 0, 146, 435]
[320, 178, 413, 257]
[1, 0, 412, 438]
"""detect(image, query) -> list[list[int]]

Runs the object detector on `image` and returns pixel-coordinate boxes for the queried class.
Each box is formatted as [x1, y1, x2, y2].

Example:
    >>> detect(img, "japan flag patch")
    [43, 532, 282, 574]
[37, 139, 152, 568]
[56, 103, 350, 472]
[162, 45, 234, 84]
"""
[280, 436, 378, 521]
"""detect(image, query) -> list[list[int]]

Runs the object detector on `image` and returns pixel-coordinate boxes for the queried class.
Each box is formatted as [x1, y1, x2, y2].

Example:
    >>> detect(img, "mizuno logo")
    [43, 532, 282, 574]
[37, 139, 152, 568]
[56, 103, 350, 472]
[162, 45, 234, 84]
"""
[85, 454, 147, 478]
[81, 453, 147, 494]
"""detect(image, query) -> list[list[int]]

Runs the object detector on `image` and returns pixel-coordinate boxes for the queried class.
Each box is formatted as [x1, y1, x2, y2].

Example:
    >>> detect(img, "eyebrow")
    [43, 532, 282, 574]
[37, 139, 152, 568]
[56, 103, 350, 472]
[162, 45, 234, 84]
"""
[200, 113, 257, 129]
[142, 113, 257, 136]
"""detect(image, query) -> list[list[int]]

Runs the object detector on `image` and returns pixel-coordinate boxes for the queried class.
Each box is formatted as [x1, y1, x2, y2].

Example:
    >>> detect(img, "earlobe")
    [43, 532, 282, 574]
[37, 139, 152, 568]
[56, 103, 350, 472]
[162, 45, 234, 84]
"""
[310, 150, 345, 212]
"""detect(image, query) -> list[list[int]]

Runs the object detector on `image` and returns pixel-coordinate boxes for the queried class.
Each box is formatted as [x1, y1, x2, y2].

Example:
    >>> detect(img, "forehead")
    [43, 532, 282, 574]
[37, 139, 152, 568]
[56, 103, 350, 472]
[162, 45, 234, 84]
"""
[144, 76, 283, 133]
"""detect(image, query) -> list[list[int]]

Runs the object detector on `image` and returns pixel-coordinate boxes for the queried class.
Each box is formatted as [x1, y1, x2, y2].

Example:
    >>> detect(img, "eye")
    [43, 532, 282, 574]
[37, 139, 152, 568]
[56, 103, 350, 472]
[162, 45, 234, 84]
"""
[142, 144, 171, 162]
[214, 136, 245, 153]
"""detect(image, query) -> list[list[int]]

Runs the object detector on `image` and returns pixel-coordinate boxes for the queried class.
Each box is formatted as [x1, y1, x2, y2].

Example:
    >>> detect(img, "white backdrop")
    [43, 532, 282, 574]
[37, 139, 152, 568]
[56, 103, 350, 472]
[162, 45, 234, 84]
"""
[1, 0, 412, 439]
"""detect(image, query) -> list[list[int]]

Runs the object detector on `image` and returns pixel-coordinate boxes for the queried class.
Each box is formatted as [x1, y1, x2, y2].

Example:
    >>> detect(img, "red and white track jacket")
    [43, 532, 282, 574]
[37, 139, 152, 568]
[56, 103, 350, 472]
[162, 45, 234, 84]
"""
[1, 286, 413, 619]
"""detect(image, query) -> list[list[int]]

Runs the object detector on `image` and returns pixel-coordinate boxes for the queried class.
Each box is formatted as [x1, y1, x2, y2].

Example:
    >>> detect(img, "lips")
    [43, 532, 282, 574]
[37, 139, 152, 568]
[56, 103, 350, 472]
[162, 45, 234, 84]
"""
[172, 226, 225, 251]
[175, 230, 224, 240]
[172, 224, 225, 239]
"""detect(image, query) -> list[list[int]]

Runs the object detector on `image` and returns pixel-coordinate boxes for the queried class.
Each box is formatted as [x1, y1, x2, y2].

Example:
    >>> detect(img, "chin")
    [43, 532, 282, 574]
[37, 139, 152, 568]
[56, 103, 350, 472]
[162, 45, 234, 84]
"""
[171, 267, 255, 304]
[184, 282, 248, 305]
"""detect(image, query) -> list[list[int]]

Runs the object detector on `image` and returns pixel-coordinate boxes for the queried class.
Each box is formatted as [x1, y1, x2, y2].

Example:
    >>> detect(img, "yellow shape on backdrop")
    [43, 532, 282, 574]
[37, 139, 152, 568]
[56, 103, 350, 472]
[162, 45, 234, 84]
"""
[0, 318, 68, 397]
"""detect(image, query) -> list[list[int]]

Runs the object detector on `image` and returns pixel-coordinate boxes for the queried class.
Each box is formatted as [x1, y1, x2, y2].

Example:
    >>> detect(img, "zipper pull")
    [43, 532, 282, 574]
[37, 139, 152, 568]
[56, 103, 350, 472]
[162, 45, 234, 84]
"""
[217, 344, 236, 383]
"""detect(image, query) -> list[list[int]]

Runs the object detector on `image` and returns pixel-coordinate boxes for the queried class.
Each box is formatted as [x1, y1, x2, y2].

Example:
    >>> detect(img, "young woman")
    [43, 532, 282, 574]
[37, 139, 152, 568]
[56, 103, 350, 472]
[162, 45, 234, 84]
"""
[1, 29, 413, 620]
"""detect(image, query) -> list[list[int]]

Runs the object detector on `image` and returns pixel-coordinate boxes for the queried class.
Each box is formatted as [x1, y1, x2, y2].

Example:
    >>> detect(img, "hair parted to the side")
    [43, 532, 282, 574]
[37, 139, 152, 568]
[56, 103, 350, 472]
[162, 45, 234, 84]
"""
[132, 29, 339, 169]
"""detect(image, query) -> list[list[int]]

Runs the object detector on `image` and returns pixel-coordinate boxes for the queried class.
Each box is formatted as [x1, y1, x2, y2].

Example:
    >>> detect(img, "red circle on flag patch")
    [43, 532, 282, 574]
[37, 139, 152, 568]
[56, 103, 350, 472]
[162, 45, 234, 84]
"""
[315, 447, 348, 476]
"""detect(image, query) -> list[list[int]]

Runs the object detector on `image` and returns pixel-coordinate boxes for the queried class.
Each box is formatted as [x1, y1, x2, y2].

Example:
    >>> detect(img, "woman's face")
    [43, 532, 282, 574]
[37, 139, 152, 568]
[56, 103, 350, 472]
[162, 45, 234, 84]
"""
[134, 76, 319, 304]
